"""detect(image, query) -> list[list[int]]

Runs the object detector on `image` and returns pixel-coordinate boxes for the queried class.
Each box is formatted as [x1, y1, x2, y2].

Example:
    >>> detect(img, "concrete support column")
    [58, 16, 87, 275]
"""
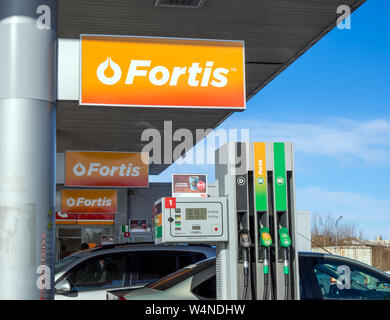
[0, 0, 57, 299]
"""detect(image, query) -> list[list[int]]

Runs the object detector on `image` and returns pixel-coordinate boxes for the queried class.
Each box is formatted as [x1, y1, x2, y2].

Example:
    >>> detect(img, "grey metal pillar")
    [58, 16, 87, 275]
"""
[0, 0, 57, 299]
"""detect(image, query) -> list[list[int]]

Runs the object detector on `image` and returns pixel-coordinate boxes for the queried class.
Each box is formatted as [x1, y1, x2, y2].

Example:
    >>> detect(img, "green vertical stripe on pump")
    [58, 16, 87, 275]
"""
[274, 142, 287, 211]
[254, 142, 267, 211]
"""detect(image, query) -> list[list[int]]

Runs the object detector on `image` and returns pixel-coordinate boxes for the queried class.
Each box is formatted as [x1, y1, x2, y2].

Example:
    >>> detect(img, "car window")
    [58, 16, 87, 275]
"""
[65, 254, 127, 292]
[134, 251, 206, 285]
[178, 252, 205, 268]
[192, 275, 216, 299]
[55, 255, 81, 274]
[312, 259, 390, 300]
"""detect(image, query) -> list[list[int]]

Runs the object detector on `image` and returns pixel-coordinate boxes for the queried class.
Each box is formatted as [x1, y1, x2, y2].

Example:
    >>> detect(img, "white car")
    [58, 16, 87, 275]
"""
[54, 243, 215, 300]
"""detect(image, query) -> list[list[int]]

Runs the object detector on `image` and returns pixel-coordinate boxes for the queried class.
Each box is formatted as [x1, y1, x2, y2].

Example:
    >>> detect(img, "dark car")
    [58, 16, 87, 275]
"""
[299, 252, 390, 300]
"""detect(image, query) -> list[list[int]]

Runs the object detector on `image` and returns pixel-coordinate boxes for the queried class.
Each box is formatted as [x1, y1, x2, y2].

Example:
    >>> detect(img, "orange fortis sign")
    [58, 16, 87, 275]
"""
[65, 151, 149, 187]
[80, 35, 245, 109]
[61, 189, 117, 213]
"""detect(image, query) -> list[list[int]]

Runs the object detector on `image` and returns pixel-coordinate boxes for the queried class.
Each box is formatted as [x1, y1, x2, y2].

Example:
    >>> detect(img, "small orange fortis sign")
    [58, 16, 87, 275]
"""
[61, 189, 117, 213]
[80, 35, 245, 109]
[65, 151, 149, 187]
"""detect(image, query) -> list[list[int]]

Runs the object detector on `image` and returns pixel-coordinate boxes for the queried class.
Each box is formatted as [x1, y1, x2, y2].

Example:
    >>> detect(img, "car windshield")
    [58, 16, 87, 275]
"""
[55, 254, 82, 274]
[147, 258, 215, 291]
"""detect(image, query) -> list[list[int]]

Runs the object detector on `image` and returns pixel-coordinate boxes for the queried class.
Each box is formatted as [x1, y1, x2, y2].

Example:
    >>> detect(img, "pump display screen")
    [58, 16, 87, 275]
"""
[185, 208, 207, 220]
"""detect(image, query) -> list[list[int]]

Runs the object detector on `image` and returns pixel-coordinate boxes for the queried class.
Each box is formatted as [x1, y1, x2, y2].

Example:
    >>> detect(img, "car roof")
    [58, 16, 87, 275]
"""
[67, 243, 215, 257]
[86, 243, 215, 255]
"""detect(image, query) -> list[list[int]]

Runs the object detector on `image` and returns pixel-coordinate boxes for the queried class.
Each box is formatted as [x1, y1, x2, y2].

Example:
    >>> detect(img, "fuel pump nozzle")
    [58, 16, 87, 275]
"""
[239, 229, 251, 300]
[278, 227, 292, 300]
[259, 227, 272, 300]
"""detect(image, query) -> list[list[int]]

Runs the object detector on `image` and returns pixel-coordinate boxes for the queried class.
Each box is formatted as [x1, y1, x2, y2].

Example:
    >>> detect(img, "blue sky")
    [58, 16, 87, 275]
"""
[151, 1, 390, 239]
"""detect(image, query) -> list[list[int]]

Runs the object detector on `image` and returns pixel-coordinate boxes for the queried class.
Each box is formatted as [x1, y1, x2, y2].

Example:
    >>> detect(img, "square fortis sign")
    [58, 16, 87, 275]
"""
[80, 35, 245, 109]
[65, 151, 149, 188]
[61, 189, 118, 214]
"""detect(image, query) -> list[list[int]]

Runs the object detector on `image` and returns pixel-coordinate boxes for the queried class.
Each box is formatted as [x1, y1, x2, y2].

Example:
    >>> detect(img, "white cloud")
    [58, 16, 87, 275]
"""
[227, 118, 390, 165]
[297, 186, 390, 239]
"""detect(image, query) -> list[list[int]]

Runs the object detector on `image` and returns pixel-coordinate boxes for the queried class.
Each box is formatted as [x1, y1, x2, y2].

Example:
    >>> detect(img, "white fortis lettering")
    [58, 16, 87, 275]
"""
[97, 58, 230, 87]
[66, 197, 112, 207]
[258, 160, 263, 176]
[73, 162, 140, 177]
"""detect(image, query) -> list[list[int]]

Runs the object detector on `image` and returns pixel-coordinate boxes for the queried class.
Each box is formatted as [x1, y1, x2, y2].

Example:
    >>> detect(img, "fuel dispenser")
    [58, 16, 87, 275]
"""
[154, 142, 299, 300]
[214, 142, 299, 300]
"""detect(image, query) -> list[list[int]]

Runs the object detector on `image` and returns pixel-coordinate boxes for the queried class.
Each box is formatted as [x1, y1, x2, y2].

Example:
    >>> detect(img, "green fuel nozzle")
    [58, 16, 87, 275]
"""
[278, 227, 291, 275]
[278, 227, 291, 248]
[259, 227, 272, 275]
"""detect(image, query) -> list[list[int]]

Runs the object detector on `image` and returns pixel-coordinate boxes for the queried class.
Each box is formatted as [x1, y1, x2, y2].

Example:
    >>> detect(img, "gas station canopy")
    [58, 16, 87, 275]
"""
[56, 0, 365, 174]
